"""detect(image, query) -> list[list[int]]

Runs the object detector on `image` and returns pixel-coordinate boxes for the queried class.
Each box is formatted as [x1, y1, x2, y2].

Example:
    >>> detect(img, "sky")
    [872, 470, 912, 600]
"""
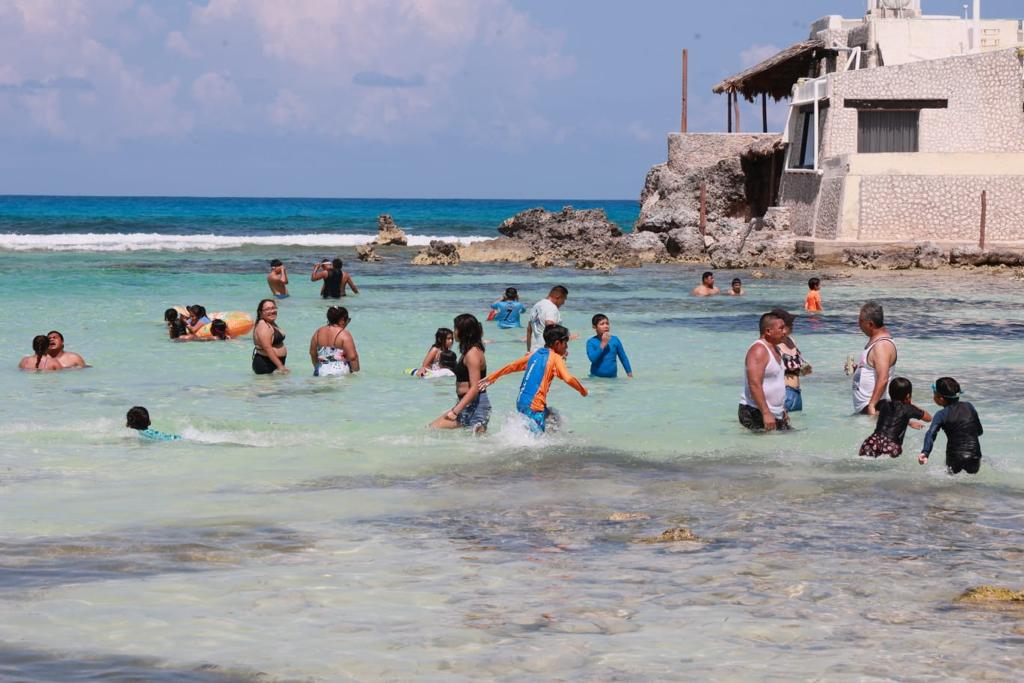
[0, 0, 1019, 199]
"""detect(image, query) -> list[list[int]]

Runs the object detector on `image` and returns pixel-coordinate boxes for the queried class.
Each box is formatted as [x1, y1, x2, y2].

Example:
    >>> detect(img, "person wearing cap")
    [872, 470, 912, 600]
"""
[267, 259, 289, 299]
[738, 311, 790, 432]
[772, 308, 811, 413]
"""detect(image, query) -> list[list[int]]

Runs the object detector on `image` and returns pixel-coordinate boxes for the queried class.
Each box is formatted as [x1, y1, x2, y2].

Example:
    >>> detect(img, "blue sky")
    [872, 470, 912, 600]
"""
[0, 0, 1018, 199]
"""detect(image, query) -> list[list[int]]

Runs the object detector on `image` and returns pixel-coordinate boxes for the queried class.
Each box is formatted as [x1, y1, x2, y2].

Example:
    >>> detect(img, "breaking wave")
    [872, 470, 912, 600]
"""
[0, 232, 493, 252]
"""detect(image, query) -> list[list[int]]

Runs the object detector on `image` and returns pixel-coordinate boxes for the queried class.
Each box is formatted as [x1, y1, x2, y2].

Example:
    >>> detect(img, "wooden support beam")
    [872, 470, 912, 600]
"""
[727, 92, 733, 133]
[734, 93, 741, 132]
[980, 190, 988, 250]
[680, 49, 688, 133]
[762, 93, 768, 133]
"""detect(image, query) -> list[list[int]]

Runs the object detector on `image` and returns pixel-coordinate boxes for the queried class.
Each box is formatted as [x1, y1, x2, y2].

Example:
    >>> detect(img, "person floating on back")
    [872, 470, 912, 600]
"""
[858, 377, 931, 458]
[126, 406, 182, 442]
[489, 287, 527, 329]
[480, 324, 587, 433]
[586, 314, 633, 378]
[918, 377, 984, 475]
[805, 277, 823, 312]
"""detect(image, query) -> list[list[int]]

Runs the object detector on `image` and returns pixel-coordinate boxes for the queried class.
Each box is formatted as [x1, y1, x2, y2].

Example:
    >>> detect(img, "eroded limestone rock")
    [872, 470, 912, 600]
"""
[955, 586, 1024, 604]
[632, 527, 701, 544]
[375, 214, 408, 246]
[411, 240, 460, 266]
[356, 243, 382, 262]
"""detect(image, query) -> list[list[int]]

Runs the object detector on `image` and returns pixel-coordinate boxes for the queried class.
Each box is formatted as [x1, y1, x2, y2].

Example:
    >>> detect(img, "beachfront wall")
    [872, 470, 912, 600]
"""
[779, 48, 1024, 242]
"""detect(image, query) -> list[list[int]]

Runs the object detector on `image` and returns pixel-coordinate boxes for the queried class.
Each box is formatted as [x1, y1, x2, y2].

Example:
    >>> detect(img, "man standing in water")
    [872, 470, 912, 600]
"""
[852, 301, 897, 416]
[739, 312, 789, 431]
[267, 259, 289, 298]
[46, 331, 87, 368]
[527, 285, 573, 352]
[312, 258, 358, 298]
[691, 271, 720, 297]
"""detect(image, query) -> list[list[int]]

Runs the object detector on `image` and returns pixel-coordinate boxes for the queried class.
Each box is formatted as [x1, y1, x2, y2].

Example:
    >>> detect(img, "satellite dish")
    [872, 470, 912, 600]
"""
[881, 0, 912, 9]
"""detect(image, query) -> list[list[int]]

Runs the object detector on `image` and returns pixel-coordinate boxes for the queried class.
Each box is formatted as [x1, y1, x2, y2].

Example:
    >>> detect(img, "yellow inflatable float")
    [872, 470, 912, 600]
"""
[172, 306, 254, 339]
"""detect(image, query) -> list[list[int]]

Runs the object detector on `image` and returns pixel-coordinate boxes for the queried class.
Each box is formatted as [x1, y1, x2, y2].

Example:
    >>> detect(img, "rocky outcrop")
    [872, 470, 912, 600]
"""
[355, 243, 382, 262]
[411, 240, 460, 266]
[955, 586, 1024, 604]
[374, 214, 407, 246]
[632, 527, 701, 544]
[949, 247, 1024, 267]
[842, 242, 948, 270]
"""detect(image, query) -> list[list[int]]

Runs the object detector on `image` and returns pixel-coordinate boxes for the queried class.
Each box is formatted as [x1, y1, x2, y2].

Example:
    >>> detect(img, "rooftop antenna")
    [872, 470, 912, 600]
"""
[962, 4, 968, 19]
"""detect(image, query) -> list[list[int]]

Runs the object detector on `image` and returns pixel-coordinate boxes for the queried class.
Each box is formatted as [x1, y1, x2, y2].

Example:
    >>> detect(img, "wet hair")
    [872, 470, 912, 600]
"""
[256, 299, 277, 323]
[770, 307, 796, 328]
[549, 285, 569, 298]
[270, 259, 283, 268]
[934, 377, 962, 401]
[332, 258, 343, 271]
[126, 406, 151, 430]
[47, 330, 63, 342]
[591, 313, 609, 327]
[169, 319, 189, 339]
[503, 287, 518, 301]
[543, 324, 570, 347]
[32, 335, 49, 368]
[889, 377, 912, 402]
[860, 301, 885, 328]
[808, 277, 821, 290]
[759, 312, 782, 334]
[437, 350, 457, 372]
[701, 271, 714, 282]
[191, 305, 207, 320]
[164, 308, 179, 323]
[210, 319, 228, 340]
[732, 278, 742, 286]
[326, 306, 349, 325]
[453, 313, 484, 356]
[433, 327, 453, 350]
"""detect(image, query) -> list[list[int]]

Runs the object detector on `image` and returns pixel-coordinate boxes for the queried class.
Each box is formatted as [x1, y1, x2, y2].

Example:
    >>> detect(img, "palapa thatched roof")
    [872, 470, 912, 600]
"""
[713, 40, 835, 102]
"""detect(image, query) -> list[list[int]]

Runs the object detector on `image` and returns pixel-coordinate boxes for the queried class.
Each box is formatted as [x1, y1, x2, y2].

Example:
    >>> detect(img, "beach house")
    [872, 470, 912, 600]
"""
[707, 0, 1024, 246]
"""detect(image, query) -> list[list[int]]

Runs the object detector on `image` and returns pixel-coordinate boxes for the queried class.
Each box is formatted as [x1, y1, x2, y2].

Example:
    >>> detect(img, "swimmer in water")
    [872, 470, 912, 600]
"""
[268, 259, 289, 299]
[19, 335, 62, 371]
[480, 324, 587, 433]
[415, 328, 454, 377]
[490, 287, 527, 329]
[586, 314, 633, 378]
[918, 377, 984, 475]
[691, 271, 720, 297]
[858, 377, 931, 458]
[728, 278, 744, 296]
[126, 406, 182, 441]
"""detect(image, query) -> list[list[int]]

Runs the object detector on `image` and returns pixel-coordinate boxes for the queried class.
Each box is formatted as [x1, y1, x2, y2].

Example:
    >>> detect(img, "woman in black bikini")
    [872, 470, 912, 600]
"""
[430, 314, 490, 434]
[252, 299, 288, 374]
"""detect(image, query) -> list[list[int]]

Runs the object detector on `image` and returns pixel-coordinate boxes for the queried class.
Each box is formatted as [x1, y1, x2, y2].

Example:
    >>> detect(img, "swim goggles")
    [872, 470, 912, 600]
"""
[932, 382, 964, 399]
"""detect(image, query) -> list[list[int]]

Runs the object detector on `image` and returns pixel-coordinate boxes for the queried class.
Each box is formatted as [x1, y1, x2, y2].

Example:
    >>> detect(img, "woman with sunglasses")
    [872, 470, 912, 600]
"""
[252, 299, 288, 374]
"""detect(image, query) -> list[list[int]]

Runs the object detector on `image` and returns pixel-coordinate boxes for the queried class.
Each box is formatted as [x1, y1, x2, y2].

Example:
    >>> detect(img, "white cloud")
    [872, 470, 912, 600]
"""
[165, 30, 199, 58]
[740, 43, 781, 68]
[192, 72, 241, 109]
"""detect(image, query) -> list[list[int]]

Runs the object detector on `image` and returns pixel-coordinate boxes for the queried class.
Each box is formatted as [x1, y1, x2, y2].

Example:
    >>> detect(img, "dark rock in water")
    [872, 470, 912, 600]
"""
[633, 526, 701, 544]
[356, 244, 382, 262]
[490, 206, 643, 269]
[955, 586, 1024, 604]
[843, 242, 948, 270]
[375, 214, 408, 246]
[950, 247, 1024, 267]
[411, 240, 460, 266]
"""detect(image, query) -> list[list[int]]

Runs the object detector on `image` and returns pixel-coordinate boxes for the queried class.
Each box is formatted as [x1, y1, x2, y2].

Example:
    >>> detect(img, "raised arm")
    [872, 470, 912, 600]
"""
[586, 336, 608, 364]
[483, 354, 529, 386]
[311, 262, 328, 282]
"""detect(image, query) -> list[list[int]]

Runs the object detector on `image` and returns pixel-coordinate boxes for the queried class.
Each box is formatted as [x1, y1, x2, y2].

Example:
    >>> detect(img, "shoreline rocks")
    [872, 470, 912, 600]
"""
[355, 243, 382, 262]
[411, 240, 460, 266]
[375, 214, 407, 246]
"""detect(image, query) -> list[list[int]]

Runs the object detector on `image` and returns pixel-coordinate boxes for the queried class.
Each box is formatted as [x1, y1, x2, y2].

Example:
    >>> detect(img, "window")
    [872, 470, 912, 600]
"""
[788, 109, 815, 170]
[857, 110, 919, 153]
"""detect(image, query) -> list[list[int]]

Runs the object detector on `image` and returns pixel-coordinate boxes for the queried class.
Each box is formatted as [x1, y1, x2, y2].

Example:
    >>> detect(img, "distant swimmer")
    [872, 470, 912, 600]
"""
[489, 287, 526, 329]
[527, 285, 577, 353]
[859, 378, 930, 459]
[252, 299, 289, 374]
[918, 377, 984, 475]
[312, 258, 358, 298]
[805, 277, 823, 312]
[738, 312, 790, 432]
[480, 324, 587, 433]
[46, 331, 87, 368]
[309, 306, 360, 377]
[18, 335, 61, 371]
[586, 314, 633, 378]
[126, 406, 182, 441]
[268, 259, 289, 299]
[430, 314, 489, 434]
[851, 301, 896, 416]
[414, 328, 454, 378]
[727, 278, 744, 296]
[691, 271, 720, 297]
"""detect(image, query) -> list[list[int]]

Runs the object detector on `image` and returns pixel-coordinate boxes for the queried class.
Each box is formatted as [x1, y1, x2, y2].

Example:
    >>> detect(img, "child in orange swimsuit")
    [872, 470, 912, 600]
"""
[805, 277, 823, 312]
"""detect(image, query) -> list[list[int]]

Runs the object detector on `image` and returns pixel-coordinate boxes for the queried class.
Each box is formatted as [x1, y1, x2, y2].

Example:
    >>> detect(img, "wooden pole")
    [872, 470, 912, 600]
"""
[699, 183, 707, 236]
[727, 92, 733, 133]
[980, 190, 987, 250]
[762, 93, 768, 133]
[734, 93, 741, 132]
[680, 49, 688, 133]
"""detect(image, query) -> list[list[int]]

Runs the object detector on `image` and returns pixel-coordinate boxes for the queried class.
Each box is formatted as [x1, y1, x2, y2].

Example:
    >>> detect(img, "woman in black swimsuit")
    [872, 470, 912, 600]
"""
[772, 308, 811, 413]
[430, 314, 490, 434]
[252, 298, 288, 374]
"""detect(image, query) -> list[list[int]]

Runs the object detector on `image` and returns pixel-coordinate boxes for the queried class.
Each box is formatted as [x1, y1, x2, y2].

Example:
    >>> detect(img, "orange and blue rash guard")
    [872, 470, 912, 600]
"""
[486, 347, 586, 412]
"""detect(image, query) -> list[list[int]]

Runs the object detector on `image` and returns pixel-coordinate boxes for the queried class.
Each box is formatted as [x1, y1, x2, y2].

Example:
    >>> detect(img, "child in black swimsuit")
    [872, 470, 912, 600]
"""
[859, 377, 931, 458]
[918, 377, 984, 474]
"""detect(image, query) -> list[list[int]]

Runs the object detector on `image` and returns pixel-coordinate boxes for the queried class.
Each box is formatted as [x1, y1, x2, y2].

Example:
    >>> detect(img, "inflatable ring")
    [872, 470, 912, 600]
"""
[196, 311, 254, 339]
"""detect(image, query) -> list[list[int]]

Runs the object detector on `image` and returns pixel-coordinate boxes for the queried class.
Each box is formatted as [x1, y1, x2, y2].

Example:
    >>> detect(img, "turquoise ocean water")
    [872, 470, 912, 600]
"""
[1, 196, 1023, 680]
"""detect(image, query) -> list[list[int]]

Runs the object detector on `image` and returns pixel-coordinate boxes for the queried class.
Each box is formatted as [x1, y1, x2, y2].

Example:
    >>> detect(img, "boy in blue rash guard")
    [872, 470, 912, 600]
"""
[489, 287, 527, 329]
[918, 377, 983, 474]
[481, 325, 588, 433]
[126, 406, 182, 442]
[586, 314, 633, 378]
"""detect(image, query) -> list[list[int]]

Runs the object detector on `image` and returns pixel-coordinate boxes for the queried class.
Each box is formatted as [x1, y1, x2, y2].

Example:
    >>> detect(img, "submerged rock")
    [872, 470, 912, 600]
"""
[375, 214, 408, 246]
[633, 527, 701, 544]
[411, 240, 460, 266]
[955, 586, 1024, 604]
[608, 512, 651, 522]
[355, 243, 382, 262]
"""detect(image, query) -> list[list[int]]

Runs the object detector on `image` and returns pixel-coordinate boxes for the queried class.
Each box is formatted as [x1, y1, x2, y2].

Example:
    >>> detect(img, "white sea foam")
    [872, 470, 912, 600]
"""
[0, 232, 493, 252]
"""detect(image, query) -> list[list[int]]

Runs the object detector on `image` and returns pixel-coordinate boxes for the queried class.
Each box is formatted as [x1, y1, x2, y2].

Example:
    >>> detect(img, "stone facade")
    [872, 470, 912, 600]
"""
[667, 133, 779, 173]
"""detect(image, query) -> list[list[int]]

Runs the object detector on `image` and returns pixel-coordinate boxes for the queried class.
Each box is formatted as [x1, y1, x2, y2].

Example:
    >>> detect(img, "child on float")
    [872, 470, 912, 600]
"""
[413, 328, 455, 378]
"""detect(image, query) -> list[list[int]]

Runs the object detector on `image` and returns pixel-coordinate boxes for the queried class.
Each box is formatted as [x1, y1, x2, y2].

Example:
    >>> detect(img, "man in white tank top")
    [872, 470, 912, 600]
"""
[739, 312, 790, 431]
[852, 301, 897, 415]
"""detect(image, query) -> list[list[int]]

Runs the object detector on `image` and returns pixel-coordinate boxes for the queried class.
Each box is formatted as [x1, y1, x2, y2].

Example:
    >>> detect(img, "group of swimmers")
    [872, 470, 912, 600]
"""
[690, 270, 825, 314]
[17, 330, 87, 372]
[164, 305, 232, 341]
[266, 257, 359, 300]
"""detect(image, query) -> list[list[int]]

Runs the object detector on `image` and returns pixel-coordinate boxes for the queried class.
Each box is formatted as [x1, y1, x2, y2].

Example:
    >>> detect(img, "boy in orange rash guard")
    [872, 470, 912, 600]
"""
[805, 277, 823, 312]
[480, 324, 587, 432]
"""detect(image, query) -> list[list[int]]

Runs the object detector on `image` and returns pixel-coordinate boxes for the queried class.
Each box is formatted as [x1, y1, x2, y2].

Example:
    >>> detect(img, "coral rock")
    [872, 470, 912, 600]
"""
[411, 240, 460, 266]
[375, 214, 408, 246]
[355, 244, 382, 262]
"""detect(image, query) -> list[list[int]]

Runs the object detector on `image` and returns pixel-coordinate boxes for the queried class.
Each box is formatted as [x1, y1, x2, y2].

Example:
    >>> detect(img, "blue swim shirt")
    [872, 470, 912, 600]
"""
[586, 335, 632, 378]
[490, 301, 526, 329]
[138, 428, 183, 442]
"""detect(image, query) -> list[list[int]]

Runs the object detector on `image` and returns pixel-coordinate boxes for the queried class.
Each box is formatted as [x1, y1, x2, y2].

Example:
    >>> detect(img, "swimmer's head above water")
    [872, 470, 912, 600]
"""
[126, 406, 151, 430]
[888, 377, 913, 403]
[543, 324, 571, 356]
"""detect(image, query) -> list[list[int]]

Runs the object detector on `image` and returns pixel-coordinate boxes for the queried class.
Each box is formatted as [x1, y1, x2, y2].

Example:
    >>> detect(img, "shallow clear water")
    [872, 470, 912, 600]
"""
[2, 242, 1023, 680]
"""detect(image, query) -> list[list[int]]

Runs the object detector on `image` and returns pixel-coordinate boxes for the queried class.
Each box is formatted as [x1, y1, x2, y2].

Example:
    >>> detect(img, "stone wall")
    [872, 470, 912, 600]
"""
[667, 133, 780, 173]
[777, 171, 821, 237]
[824, 49, 1024, 158]
[858, 175, 1024, 240]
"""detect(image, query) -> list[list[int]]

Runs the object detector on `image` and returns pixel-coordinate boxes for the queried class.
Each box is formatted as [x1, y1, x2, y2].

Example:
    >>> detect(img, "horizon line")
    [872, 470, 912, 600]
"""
[0, 193, 639, 203]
